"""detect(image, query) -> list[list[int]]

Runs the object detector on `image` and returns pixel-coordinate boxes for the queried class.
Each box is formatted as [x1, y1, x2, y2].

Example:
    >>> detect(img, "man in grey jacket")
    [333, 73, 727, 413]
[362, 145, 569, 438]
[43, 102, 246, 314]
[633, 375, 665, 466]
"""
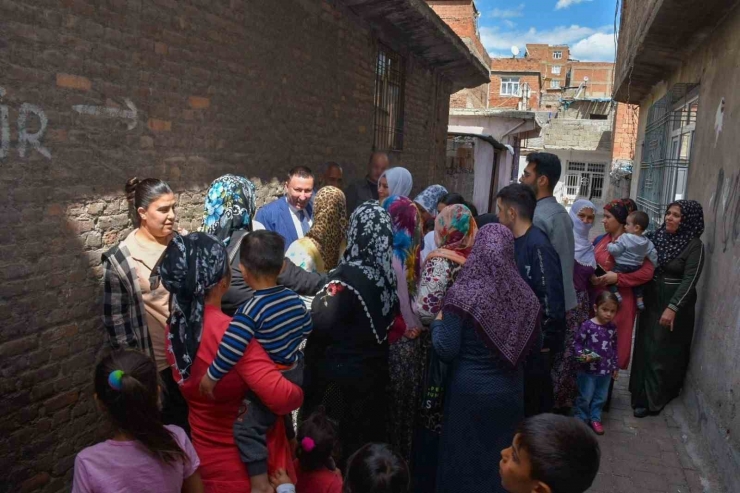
[520, 152, 577, 312]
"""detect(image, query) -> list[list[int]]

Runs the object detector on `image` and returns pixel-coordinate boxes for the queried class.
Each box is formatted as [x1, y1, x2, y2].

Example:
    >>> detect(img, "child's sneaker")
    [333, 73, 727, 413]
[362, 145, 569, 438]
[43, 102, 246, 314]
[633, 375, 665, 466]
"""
[614, 291, 623, 304]
[637, 298, 645, 311]
[590, 421, 605, 435]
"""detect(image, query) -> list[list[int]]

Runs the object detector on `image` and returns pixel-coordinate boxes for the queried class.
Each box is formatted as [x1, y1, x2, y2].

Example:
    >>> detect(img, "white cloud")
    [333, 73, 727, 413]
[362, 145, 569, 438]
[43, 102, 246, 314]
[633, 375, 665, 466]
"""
[481, 24, 612, 58]
[555, 0, 593, 9]
[503, 19, 517, 28]
[490, 4, 525, 18]
[570, 32, 616, 61]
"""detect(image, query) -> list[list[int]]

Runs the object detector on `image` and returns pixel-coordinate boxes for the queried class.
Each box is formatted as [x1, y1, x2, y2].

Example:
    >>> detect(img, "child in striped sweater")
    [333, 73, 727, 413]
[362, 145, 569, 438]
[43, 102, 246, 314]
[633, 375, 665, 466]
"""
[200, 230, 312, 493]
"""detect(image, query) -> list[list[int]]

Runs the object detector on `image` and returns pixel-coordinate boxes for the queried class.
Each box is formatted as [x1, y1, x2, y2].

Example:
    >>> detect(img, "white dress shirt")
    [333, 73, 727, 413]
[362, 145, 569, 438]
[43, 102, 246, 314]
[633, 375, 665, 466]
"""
[287, 200, 312, 239]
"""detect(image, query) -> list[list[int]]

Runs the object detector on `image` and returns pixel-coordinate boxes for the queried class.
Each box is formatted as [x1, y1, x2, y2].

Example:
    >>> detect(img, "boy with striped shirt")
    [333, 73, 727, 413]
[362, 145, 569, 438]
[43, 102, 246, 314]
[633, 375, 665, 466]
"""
[199, 230, 312, 493]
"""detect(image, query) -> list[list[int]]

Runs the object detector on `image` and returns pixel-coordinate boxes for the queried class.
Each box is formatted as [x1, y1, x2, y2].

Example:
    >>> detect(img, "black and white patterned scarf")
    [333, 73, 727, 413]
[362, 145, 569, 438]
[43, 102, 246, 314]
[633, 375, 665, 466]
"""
[648, 200, 704, 273]
[160, 232, 228, 382]
[324, 201, 398, 341]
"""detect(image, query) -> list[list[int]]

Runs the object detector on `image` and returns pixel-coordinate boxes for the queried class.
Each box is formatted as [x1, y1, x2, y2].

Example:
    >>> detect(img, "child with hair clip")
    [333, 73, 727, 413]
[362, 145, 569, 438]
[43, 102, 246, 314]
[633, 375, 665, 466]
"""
[268, 408, 343, 493]
[72, 350, 203, 493]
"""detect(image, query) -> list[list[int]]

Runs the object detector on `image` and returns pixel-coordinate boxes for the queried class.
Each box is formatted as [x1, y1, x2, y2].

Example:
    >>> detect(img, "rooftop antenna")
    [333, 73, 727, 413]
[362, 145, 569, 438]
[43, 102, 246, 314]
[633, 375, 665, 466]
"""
[511, 45, 520, 58]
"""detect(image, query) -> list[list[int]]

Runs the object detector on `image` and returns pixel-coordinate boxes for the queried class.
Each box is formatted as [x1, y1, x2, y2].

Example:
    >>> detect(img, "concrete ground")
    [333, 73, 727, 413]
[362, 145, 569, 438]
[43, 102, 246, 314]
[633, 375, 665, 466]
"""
[576, 212, 725, 492]
[586, 372, 726, 493]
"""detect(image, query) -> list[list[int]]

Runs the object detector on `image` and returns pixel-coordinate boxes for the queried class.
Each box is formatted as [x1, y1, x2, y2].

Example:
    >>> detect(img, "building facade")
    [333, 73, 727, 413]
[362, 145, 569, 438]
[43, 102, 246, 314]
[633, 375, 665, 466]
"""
[0, 0, 489, 490]
[614, 1, 740, 490]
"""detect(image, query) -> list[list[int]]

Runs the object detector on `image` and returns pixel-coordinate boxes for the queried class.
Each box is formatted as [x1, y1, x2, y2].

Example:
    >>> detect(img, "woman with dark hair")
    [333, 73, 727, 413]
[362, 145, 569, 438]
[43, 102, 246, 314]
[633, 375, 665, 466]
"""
[72, 350, 203, 493]
[591, 199, 655, 370]
[201, 175, 326, 316]
[630, 200, 705, 418]
[302, 202, 398, 467]
[101, 177, 189, 431]
[433, 224, 540, 493]
[161, 232, 303, 492]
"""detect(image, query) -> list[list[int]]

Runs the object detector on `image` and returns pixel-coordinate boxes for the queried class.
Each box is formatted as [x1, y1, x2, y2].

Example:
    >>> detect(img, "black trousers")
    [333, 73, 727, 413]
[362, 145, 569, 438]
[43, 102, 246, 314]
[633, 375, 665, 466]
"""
[523, 350, 555, 417]
[159, 368, 190, 435]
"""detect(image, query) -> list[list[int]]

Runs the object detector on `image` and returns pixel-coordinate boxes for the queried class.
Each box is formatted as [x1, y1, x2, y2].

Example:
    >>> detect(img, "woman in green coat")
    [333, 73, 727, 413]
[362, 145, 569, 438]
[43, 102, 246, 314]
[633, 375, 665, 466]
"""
[630, 200, 705, 418]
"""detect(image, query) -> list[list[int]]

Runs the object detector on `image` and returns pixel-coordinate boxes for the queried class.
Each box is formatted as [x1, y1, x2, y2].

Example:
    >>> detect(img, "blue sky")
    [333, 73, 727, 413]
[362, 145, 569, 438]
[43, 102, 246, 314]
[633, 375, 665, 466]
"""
[476, 0, 618, 61]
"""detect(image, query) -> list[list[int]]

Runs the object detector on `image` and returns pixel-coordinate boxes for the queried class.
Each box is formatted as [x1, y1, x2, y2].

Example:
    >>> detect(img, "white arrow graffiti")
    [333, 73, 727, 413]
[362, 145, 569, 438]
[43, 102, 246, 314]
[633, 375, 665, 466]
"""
[72, 98, 137, 130]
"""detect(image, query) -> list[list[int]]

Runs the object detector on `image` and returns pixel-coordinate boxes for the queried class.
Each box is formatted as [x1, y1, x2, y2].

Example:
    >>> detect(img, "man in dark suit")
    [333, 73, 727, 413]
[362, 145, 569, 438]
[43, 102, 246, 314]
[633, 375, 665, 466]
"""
[345, 151, 389, 213]
[255, 166, 314, 251]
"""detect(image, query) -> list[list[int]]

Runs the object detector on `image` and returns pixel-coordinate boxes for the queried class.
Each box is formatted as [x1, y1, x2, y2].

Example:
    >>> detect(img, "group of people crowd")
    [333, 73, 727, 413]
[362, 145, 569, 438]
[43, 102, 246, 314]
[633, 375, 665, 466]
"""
[72, 150, 706, 493]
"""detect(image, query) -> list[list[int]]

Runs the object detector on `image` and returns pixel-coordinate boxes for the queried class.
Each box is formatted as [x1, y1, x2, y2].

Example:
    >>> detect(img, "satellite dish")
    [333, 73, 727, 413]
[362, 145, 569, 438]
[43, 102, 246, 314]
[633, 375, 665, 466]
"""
[511, 46, 520, 57]
[584, 76, 589, 82]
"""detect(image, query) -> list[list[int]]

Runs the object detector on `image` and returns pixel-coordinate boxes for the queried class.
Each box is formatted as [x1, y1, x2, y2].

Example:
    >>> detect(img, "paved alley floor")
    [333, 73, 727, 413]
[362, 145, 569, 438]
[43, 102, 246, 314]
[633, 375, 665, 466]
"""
[586, 372, 726, 493]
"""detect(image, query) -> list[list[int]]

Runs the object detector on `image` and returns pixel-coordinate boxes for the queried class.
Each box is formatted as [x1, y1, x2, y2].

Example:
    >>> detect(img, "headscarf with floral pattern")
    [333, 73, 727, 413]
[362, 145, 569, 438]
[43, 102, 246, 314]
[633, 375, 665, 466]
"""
[201, 174, 256, 245]
[305, 186, 348, 271]
[427, 204, 478, 266]
[383, 195, 423, 297]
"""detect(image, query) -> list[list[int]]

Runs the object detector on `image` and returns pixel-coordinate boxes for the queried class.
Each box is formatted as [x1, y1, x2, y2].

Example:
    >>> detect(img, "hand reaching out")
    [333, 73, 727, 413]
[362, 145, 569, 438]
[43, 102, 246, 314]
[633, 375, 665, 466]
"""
[269, 469, 292, 488]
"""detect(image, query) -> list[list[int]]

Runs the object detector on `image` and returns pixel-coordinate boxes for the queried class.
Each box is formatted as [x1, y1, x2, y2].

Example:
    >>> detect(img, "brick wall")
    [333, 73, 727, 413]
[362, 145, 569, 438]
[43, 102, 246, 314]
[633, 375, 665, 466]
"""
[611, 102, 639, 161]
[570, 62, 614, 97]
[0, 1, 452, 490]
[489, 72, 540, 110]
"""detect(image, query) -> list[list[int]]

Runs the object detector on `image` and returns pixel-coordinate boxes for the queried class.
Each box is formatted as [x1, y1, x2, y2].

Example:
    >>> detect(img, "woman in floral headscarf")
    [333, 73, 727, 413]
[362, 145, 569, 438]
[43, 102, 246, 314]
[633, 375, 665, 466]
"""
[591, 198, 655, 370]
[285, 186, 347, 274]
[302, 201, 398, 467]
[630, 200, 705, 418]
[382, 195, 425, 464]
[202, 175, 327, 316]
[411, 203, 477, 492]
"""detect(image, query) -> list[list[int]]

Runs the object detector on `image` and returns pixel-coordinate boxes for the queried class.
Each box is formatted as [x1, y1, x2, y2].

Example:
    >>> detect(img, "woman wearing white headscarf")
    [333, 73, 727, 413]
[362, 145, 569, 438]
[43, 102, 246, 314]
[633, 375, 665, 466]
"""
[378, 167, 413, 204]
[552, 199, 597, 412]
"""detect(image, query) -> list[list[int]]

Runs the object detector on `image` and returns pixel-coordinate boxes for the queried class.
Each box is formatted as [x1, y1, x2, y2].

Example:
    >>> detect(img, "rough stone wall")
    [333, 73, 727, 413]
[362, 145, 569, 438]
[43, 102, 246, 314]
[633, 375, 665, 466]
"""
[427, 0, 490, 67]
[613, 0, 662, 91]
[543, 118, 614, 151]
[624, 5, 740, 490]
[611, 102, 639, 161]
[0, 0, 452, 490]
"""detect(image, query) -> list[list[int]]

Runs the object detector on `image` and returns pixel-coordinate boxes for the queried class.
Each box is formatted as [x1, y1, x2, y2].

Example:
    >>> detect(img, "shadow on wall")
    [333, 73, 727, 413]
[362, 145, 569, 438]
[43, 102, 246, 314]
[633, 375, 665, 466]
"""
[0, 92, 303, 492]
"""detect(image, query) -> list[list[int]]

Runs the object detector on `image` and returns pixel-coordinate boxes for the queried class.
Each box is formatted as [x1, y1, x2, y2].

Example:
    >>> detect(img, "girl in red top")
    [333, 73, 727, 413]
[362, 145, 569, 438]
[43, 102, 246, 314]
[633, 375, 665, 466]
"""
[160, 233, 303, 492]
[269, 409, 343, 493]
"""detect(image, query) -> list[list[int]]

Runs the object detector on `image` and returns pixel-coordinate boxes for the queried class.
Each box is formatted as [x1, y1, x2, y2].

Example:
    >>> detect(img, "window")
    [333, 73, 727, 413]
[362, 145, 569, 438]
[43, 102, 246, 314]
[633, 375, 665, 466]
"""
[500, 77, 521, 96]
[553, 51, 562, 59]
[563, 162, 606, 201]
[373, 45, 405, 151]
[551, 65, 561, 75]
[549, 80, 560, 89]
[636, 83, 699, 229]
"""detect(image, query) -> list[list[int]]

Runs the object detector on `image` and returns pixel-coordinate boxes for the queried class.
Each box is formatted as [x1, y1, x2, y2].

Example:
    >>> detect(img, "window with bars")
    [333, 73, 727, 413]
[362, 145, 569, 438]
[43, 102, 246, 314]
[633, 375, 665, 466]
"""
[373, 45, 405, 151]
[553, 51, 563, 59]
[564, 161, 606, 200]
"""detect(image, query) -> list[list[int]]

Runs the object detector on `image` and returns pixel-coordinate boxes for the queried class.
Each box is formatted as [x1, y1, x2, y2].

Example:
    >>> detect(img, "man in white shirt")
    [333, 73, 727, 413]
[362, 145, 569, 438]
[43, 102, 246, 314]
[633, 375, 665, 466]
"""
[255, 166, 315, 251]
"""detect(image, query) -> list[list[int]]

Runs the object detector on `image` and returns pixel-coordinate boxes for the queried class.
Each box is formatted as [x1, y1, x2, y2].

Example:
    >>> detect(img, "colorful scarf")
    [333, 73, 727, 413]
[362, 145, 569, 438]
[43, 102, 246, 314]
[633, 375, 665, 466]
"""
[413, 185, 448, 217]
[569, 199, 597, 268]
[201, 174, 256, 245]
[427, 204, 478, 266]
[380, 167, 413, 198]
[443, 224, 541, 368]
[160, 232, 228, 382]
[305, 186, 348, 271]
[649, 200, 704, 271]
[383, 196, 423, 297]
[324, 202, 398, 342]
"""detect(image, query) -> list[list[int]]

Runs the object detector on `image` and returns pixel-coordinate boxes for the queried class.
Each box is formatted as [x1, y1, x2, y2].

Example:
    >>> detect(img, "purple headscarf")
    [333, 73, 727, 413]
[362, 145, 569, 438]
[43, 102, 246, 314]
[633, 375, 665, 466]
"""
[443, 223, 541, 368]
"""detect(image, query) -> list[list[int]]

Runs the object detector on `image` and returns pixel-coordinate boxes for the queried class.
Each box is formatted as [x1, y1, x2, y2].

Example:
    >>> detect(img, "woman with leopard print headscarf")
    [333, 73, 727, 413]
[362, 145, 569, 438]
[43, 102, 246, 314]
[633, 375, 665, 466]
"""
[285, 186, 348, 274]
